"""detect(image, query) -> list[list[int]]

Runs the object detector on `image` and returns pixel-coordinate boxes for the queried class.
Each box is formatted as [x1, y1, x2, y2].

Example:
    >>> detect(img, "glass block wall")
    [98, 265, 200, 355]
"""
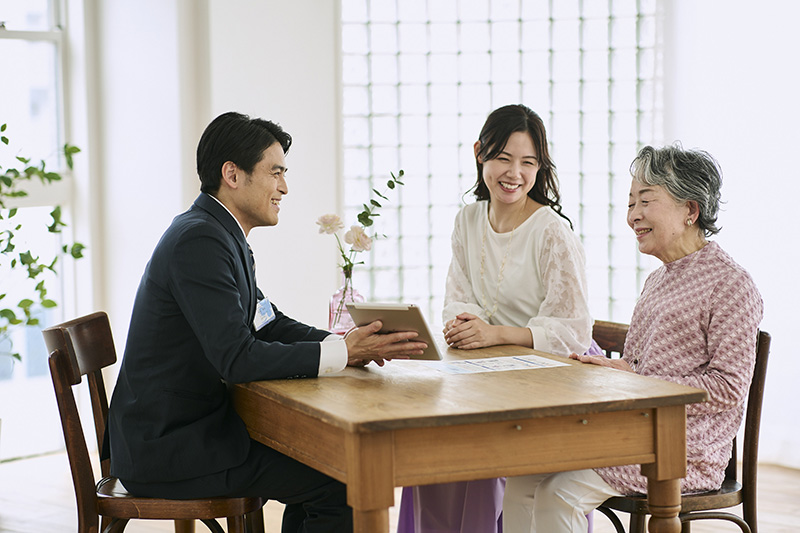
[341, 0, 663, 328]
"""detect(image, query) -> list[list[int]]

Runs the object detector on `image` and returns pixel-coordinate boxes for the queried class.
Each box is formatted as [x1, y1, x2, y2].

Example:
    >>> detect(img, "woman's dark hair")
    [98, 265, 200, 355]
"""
[196, 111, 292, 194]
[469, 104, 571, 228]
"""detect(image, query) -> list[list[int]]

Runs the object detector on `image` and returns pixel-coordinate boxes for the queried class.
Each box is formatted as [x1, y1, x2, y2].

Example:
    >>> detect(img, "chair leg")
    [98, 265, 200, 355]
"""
[200, 519, 226, 533]
[596, 506, 626, 533]
[629, 513, 647, 533]
[245, 508, 266, 533]
[227, 515, 246, 533]
[174, 519, 195, 533]
[103, 518, 130, 533]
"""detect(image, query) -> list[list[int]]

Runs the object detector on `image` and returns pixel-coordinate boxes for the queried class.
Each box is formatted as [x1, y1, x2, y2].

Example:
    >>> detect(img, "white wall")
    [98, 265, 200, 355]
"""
[206, 0, 341, 327]
[93, 0, 341, 351]
[91, 0, 186, 348]
[663, 0, 800, 468]
[91, 0, 800, 467]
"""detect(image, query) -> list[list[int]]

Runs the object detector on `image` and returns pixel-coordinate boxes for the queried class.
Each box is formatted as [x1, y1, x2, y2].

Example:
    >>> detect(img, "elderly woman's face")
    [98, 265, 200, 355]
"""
[627, 179, 696, 263]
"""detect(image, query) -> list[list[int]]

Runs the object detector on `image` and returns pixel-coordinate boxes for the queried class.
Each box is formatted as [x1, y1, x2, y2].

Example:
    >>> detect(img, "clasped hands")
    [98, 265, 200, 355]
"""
[443, 312, 499, 350]
[344, 320, 427, 367]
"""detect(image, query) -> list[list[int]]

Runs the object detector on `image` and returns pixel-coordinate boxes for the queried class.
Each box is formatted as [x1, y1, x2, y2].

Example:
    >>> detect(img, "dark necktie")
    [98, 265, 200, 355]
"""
[247, 244, 256, 276]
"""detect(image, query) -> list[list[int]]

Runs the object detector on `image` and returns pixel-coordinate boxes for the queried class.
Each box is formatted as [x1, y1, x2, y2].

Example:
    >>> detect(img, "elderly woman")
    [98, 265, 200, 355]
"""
[502, 144, 764, 532]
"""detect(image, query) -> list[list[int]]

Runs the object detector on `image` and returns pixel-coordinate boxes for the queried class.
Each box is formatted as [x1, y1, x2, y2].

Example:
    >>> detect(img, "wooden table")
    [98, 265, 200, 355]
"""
[233, 344, 706, 533]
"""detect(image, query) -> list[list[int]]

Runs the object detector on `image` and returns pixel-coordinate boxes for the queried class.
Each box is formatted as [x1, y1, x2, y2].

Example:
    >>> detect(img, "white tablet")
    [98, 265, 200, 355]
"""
[345, 302, 443, 360]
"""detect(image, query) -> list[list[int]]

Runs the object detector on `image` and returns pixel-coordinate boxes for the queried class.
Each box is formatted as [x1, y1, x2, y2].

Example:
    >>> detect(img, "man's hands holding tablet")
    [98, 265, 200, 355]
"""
[344, 320, 427, 367]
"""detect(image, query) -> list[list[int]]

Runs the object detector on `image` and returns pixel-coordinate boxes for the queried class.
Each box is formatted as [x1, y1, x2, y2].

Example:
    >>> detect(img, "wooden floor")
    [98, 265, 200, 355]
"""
[1, 451, 798, 532]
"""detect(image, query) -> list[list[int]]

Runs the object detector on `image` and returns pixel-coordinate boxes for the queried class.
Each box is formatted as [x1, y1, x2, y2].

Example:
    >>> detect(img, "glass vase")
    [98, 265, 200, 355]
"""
[328, 273, 365, 335]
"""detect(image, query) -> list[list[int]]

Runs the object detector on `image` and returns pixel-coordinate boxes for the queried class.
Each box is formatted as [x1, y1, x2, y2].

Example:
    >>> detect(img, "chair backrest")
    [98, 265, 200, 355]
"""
[592, 320, 629, 358]
[43, 311, 118, 532]
[740, 330, 770, 528]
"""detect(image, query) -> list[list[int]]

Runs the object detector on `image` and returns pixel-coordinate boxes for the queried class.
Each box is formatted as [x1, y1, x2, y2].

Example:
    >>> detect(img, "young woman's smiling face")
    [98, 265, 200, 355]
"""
[477, 131, 540, 209]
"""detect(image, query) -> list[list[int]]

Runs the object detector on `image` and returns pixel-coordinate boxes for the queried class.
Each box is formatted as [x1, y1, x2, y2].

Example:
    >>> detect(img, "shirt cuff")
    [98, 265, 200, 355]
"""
[530, 326, 549, 353]
[318, 334, 348, 375]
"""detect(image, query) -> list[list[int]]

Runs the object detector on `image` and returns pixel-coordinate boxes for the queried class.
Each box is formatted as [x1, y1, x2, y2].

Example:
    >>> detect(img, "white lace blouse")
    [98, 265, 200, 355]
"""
[443, 200, 593, 356]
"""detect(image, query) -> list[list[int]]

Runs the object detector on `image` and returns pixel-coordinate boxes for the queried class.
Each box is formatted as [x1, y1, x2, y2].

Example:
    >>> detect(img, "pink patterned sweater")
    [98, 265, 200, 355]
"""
[595, 241, 763, 495]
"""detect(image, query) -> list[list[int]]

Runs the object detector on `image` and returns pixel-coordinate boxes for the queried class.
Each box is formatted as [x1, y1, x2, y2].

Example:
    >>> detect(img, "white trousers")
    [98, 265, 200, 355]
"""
[502, 469, 622, 533]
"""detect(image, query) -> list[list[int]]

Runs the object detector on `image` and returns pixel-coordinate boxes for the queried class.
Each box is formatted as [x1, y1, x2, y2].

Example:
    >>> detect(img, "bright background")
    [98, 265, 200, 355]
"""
[1, 0, 798, 472]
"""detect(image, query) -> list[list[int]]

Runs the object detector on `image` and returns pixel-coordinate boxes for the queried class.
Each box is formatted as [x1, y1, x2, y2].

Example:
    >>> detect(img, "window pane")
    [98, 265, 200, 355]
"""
[0, 40, 60, 171]
[0, 206, 64, 380]
[0, 0, 53, 31]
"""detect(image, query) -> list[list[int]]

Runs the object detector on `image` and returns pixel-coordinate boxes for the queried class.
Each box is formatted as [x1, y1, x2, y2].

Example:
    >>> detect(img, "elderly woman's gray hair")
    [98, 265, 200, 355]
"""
[630, 143, 723, 237]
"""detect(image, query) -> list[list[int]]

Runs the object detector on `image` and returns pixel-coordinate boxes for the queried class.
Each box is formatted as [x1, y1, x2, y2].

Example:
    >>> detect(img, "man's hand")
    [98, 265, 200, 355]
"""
[344, 320, 427, 367]
[443, 313, 497, 350]
[569, 352, 634, 372]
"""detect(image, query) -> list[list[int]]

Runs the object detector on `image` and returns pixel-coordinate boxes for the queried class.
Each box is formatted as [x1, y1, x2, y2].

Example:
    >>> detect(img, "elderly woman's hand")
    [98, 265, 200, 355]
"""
[569, 352, 634, 372]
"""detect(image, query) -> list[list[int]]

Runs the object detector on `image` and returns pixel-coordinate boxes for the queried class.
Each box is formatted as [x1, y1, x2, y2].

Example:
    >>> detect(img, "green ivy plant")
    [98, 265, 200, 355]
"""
[1, 122, 84, 362]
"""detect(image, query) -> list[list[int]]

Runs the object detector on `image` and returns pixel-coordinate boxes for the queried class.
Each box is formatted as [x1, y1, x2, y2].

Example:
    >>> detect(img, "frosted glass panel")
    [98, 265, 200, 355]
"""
[341, 0, 662, 322]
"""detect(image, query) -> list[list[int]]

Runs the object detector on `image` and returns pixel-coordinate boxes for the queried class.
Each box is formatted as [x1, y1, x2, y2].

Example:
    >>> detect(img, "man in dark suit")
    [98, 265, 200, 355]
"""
[106, 112, 426, 532]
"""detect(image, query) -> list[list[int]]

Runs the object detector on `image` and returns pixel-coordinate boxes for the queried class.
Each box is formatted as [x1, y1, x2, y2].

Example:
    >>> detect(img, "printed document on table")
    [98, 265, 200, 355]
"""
[429, 354, 569, 375]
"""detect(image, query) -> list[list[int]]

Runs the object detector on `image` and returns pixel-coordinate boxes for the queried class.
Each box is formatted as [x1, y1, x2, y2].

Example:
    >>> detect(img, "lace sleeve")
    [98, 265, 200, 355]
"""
[527, 219, 593, 355]
[442, 211, 487, 324]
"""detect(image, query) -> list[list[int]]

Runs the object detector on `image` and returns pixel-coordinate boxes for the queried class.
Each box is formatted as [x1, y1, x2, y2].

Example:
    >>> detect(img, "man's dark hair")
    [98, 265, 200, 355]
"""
[196, 111, 292, 194]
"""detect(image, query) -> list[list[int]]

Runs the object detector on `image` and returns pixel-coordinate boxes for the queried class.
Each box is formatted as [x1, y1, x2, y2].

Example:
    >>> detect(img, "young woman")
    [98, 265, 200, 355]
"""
[398, 104, 596, 533]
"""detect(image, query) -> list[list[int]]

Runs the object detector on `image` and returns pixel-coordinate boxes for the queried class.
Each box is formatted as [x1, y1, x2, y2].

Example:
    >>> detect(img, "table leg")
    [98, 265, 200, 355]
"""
[641, 405, 686, 533]
[645, 478, 681, 533]
[345, 432, 395, 533]
[353, 509, 389, 533]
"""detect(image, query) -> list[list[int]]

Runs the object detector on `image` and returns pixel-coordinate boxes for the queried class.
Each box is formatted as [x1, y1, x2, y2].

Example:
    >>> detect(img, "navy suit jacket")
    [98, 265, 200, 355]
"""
[107, 193, 330, 483]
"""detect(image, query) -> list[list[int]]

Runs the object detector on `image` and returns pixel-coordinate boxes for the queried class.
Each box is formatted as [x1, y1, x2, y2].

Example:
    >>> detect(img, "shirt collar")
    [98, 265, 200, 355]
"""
[207, 193, 248, 241]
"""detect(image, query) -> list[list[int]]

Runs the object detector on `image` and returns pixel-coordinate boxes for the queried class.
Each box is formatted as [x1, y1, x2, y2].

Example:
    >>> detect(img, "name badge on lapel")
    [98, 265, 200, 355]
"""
[254, 297, 276, 331]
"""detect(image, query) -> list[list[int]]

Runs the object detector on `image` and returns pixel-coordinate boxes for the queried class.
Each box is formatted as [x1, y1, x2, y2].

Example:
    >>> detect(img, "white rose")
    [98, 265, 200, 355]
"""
[316, 214, 344, 234]
[344, 225, 373, 252]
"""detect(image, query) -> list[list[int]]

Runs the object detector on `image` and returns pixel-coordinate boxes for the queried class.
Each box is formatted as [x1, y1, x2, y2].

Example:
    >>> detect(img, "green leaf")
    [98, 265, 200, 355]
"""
[69, 243, 86, 258]
[357, 212, 373, 227]
[370, 199, 382, 208]
[0, 309, 20, 323]
[387, 180, 396, 189]
[372, 188, 389, 200]
[0, 123, 6, 132]
[41, 299, 58, 308]
[18, 299, 34, 309]
[19, 251, 36, 265]
[1, 136, 7, 145]
[64, 144, 81, 170]
[26, 317, 40, 326]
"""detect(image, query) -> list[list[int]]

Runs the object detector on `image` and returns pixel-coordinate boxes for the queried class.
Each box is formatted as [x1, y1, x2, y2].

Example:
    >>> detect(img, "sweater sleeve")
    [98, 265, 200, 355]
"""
[671, 269, 763, 417]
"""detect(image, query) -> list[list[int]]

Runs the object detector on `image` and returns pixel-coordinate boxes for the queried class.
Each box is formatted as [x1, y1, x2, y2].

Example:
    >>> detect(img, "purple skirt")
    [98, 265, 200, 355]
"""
[398, 480, 505, 533]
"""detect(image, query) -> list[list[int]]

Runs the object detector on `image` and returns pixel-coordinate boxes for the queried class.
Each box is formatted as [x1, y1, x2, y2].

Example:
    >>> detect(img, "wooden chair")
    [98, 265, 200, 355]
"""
[44, 311, 266, 533]
[592, 320, 629, 358]
[592, 321, 771, 533]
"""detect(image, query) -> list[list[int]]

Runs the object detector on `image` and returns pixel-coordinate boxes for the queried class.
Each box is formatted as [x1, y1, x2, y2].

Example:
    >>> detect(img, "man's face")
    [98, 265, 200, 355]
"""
[234, 143, 288, 233]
